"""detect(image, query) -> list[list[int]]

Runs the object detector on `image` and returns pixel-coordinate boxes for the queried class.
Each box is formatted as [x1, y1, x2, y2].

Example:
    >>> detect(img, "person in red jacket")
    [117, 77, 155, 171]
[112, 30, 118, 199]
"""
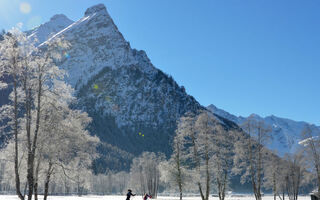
[143, 193, 152, 200]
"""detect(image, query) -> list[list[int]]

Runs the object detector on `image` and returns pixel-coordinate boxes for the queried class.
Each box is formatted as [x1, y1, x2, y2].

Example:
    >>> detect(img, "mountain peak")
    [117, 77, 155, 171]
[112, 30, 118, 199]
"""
[85, 4, 107, 16]
[207, 104, 216, 109]
[248, 113, 263, 120]
[207, 104, 241, 124]
[50, 14, 70, 22]
[26, 13, 73, 45]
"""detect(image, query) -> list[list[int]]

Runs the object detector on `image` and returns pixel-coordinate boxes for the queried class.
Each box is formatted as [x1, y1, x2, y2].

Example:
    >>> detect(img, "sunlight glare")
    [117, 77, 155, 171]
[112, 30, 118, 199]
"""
[20, 2, 31, 14]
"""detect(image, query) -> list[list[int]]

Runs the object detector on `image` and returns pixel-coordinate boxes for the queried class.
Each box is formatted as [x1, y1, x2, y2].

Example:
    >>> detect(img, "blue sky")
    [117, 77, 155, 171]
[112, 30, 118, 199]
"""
[0, 0, 319, 125]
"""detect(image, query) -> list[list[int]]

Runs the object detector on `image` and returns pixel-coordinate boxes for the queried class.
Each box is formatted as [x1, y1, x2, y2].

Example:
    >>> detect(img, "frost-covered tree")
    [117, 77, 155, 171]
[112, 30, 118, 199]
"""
[283, 152, 307, 200]
[0, 140, 28, 196]
[159, 137, 195, 199]
[35, 105, 99, 199]
[168, 111, 234, 200]
[263, 151, 288, 200]
[130, 161, 146, 195]
[300, 125, 320, 193]
[164, 119, 194, 200]
[233, 117, 272, 200]
[89, 172, 110, 195]
[0, 29, 30, 200]
[130, 152, 164, 198]
[172, 136, 184, 200]
[191, 111, 214, 200]
[264, 151, 309, 200]
[174, 111, 227, 200]
[0, 28, 98, 200]
[211, 126, 235, 200]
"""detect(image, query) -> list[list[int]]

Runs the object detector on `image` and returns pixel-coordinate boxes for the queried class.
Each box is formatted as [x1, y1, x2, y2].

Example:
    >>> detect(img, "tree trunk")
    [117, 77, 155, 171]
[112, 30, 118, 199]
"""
[139, 167, 145, 195]
[273, 171, 276, 200]
[294, 166, 301, 200]
[34, 160, 41, 200]
[311, 143, 320, 193]
[257, 131, 262, 200]
[27, 153, 34, 200]
[23, 181, 27, 199]
[27, 69, 42, 200]
[305, 135, 320, 193]
[318, 167, 320, 194]
[205, 147, 210, 200]
[217, 164, 227, 200]
[13, 74, 24, 200]
[222, 172, 227, 200]
[34, 182, 38, 200]
[249, 138, 261, 200]
[191, 129, 205, 200]
[24, 72, 33, 200]
[175, 143, 183, 200]
[44, 162, 53, 200]
[249, 145, 259, 200]
[198, 182, 205, 200]
[217, 178, 222, 200]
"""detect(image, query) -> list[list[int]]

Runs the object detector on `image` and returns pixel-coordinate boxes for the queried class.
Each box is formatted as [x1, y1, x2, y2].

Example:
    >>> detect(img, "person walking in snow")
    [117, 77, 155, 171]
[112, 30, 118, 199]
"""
[143, 193, 152, 200]
[126, 189, 136, 200]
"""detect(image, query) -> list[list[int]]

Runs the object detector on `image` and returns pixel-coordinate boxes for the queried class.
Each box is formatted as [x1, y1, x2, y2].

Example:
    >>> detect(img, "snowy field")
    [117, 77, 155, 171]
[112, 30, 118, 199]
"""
[0, 195, 311, 200]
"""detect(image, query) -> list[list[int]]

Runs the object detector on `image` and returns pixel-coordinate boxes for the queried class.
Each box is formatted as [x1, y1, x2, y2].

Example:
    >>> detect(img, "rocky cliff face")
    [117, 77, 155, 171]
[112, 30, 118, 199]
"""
[22, 4, 206, 171]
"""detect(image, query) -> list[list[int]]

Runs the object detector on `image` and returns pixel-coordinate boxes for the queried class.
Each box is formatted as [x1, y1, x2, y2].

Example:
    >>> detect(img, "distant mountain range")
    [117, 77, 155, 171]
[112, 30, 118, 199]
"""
[207, 104, 319, 156]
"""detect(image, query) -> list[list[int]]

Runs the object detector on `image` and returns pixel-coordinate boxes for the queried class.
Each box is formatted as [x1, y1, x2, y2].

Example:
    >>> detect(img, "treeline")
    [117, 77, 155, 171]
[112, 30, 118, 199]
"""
[0, 151, 192, 196]
[165, 111, 318, 200]
[1, 110, 317, 200]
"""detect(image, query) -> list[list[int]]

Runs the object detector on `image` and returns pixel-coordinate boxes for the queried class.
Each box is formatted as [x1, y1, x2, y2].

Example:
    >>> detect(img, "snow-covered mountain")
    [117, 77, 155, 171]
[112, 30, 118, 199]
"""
[21, 4, 208, 170]
[26, 14, 74, 45]
[207, 104, 320, 156]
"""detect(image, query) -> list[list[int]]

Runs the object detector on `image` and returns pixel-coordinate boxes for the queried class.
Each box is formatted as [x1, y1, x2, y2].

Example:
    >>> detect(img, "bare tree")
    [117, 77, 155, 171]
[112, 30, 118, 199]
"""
[211, 127, 235, 200]
[174, 137, 183, 200]
[283, 152, 306, 200]
[263, 151, 288, 200]
[174, 111, 224, 200]
[300, 125, 320, 193]
[37, 108, 99, 199]
[130, 152, 164, 198]
[168, 117, 194, 200]
[173, 136, 184, 200]
[0, 29, 99, 200]
[0, 29, 26, 200]
[130, 161, 146, 195]
[0, 29, 70, 200]
[160, 134, 196, 199]
[233, 116, 272, 200]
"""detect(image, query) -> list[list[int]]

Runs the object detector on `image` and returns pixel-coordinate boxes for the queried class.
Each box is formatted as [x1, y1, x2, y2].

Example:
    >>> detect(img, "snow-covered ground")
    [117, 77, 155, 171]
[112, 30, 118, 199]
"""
[0, 195, 311, 200]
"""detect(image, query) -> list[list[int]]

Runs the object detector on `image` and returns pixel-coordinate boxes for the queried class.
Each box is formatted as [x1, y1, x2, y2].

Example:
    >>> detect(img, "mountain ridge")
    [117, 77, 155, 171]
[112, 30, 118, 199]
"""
[208, 104, 319, 126]
[207, 104, 320, 156]
[26, 14, 74, 45]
